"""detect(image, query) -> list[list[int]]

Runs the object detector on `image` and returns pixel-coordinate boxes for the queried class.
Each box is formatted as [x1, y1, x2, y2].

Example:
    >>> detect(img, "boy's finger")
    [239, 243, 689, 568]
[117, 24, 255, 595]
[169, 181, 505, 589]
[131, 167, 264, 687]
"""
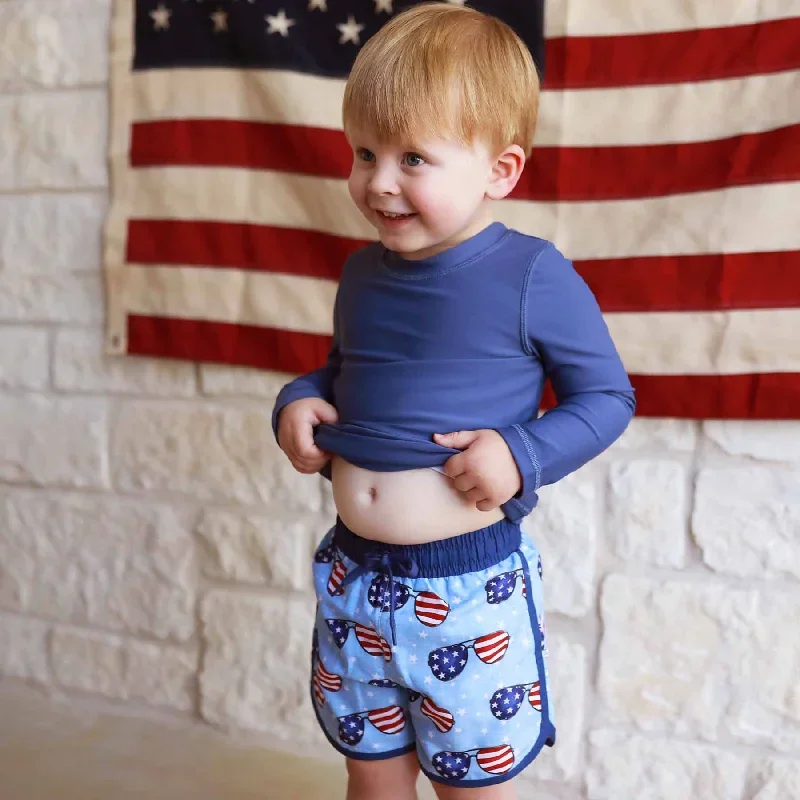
[453, 474, 476, 493]
[466, 488, 486, 504]
[442, 453, 466, 478]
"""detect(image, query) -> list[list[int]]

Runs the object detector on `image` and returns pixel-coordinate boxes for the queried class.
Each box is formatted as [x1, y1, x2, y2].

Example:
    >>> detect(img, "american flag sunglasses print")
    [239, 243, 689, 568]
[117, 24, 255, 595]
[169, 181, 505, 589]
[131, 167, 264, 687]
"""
[485, 569, 527, 605]
[311, 658, 342, 707]
[314, 542, 349, 596]
[420, 695, 456, 733]
[428, 630, 510, 682]
[367, 575, 450, 627]
[490, 681, 543, 721]
[367, 679, 454, 733]
[326, 619, 393, 662]
[432, 745, 515, 780]
[338, 705, 407, 746]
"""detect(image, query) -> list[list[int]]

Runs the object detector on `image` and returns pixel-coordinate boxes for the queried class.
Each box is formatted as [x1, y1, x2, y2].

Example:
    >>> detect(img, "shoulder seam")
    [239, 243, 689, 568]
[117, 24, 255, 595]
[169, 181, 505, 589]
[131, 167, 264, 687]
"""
[519, 242, 556, 357]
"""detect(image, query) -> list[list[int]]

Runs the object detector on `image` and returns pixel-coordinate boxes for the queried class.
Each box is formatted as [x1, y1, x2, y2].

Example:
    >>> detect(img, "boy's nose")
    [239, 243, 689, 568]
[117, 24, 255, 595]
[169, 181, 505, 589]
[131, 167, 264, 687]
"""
[367, 166, 400, 195]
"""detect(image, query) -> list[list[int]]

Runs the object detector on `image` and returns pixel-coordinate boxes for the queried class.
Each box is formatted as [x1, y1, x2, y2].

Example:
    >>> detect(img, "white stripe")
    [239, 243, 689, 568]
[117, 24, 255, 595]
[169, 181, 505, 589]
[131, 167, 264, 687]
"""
[128, 168, 800, 260]
[129, 68, 800, 147]
[606, 308, 800, 375]
[123, 266, 800, 376]
[124, 265, 337, 333]
[545, 0, 800, 37]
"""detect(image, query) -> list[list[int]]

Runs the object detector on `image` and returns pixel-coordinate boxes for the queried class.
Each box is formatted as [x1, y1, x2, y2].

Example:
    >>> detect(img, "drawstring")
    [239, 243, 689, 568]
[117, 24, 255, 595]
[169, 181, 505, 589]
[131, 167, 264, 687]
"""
[341, 551, 420, 646]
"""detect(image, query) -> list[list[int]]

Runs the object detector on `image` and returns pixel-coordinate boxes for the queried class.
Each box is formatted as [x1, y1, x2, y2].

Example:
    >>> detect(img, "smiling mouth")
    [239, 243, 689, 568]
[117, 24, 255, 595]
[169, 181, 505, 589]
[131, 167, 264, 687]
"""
[377, 211, 416, 219]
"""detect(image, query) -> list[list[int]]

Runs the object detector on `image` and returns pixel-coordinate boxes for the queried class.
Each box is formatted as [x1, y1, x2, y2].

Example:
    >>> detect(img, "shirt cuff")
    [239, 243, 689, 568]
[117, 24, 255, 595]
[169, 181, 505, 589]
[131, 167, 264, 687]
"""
[495, 424, 542, 497]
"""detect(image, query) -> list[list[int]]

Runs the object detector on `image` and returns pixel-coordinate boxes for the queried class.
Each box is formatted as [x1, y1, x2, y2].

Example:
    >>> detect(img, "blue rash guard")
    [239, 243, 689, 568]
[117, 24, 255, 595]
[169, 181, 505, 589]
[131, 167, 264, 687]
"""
[272, 222, 635, 523]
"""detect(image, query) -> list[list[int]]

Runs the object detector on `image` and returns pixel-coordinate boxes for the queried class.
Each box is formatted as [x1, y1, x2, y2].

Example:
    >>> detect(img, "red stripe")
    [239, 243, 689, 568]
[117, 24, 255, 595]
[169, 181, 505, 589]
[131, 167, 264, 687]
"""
[126, 219, 366, 279]
[514, 126, 800, 202]
[127, 315, 800, 419]
[544, 18, 800, 89]
[574, 251, 800, 313]
[126, 220, 800, 313]
[130, 120, 800, 201]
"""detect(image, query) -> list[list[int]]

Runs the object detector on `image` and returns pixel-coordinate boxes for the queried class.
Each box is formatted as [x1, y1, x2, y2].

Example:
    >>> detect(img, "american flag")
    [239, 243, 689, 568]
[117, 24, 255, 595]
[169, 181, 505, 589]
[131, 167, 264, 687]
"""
[473, 630, 510, 664]
[105, 0, 800, 419]
[490, 684, 527, 720]
[413, 590, 450, 627]
[420, 695, 455, 732]
[485, 571, 519, 604]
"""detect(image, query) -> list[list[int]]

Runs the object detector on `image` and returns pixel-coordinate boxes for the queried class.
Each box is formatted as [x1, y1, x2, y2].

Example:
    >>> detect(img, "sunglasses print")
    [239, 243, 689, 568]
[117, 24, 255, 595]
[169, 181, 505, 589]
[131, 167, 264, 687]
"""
[314, 543, 350, 596]
[490, 681, 542, 720]
[311, 658, 342, 707]
[485, 569, 527, 605]
[428, 630, 510, 682]
[432, 744, 515, 779]
[367, 575, 450, 627]
[326, 619, 393, 662]
[338, 705, 406, 745]
[367, 679, 455, 732]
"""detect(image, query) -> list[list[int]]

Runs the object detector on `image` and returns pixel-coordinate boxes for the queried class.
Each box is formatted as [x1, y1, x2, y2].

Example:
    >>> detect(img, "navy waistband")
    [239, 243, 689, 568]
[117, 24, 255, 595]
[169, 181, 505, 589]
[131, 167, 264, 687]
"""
[332, 517, 522, 578]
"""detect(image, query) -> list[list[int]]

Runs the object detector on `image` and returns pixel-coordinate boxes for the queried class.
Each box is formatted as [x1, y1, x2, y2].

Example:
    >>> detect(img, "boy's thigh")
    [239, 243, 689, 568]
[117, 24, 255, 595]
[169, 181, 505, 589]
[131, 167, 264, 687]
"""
[346, 751, 420, 790]
[404, 537, 555, 789]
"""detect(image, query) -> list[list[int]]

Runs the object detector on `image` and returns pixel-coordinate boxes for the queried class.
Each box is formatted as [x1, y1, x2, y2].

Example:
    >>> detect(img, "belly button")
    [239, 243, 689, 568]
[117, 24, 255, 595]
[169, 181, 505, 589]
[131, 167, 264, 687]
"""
[368, 486, 377, 502]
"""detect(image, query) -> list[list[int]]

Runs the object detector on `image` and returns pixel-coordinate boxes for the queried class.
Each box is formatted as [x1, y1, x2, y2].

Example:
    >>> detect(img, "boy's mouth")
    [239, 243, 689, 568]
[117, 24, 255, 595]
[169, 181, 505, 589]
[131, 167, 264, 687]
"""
[377, 211, 416, 220]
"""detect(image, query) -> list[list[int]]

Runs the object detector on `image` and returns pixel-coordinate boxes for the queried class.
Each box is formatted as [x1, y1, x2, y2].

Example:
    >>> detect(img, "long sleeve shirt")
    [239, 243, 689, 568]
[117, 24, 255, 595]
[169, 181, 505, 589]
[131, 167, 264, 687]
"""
[272, 222, 635, 523]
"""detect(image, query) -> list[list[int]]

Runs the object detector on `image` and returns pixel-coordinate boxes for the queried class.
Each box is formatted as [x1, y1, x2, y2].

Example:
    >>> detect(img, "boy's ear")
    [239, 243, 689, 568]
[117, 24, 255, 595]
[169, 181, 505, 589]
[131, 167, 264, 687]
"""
[486, 144, 526, 200]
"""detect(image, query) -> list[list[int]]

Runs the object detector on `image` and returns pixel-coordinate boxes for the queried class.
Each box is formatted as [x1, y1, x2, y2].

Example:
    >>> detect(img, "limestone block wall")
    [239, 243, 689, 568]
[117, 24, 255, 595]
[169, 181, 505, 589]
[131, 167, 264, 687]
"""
[0, 2, 798, 798]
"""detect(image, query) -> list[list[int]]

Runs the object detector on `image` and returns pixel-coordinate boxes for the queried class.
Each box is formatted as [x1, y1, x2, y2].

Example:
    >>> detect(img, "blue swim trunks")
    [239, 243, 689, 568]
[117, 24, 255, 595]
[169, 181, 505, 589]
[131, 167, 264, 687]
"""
[310, 518, 556, 788]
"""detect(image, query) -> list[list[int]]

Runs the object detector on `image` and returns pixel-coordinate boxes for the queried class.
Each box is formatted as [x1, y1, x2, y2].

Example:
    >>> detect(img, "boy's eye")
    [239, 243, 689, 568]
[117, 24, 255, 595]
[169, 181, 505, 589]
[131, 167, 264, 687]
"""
[403, 152, 425, 167]
[356, 148, 375, 163]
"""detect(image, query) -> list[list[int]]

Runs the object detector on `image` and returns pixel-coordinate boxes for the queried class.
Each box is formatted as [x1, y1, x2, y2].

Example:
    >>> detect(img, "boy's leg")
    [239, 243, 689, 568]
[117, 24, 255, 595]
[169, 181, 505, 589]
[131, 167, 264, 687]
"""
[430, 778, 516, 800]
[346, 751, 421, 800]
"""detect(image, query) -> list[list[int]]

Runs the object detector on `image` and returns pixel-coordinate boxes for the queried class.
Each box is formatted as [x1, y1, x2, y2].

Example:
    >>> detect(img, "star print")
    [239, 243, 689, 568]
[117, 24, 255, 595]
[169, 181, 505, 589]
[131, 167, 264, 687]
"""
[337, 15, 364, 44]
[476, 614, 483, 622]
[374, 0, 393, 12]
[457, 708, 467, 716]
[409, 654, 418, 664]
[428, 730, 435, 739]
[455, 727, 462, 734]
[309, 0, 327, 9]
[210, 8, 227, 31]
[419, 631, 427, 638]
[266, 9, 295, 37]
[150, 3, 172, 30]
[367, 691, 374, 697]
[481, 727, 488, 735]
[424, 676, 433, 685]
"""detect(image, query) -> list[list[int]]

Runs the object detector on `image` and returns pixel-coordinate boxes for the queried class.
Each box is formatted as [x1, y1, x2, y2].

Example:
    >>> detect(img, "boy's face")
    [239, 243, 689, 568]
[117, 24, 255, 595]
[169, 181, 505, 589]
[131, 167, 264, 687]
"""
[345, 126, 499, 261]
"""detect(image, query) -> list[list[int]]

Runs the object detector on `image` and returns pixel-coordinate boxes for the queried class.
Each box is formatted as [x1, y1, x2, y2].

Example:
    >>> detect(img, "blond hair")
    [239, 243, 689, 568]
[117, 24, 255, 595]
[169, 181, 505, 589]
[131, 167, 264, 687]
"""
[342, 3, 540, 155]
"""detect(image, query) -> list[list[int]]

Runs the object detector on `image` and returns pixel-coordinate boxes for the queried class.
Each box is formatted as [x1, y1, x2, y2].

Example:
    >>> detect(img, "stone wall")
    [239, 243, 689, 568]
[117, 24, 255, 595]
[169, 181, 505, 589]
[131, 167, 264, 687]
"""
[0, 2, 798, 798]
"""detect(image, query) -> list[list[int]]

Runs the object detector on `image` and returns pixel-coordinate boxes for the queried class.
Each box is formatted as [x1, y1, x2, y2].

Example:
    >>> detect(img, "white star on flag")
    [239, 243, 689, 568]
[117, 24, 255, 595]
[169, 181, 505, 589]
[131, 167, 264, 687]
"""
[210, 9, 228, 33]
[266, 10, 295, 37]
[309, 0, 327, 9]
[150, 3, 172, 31]
[374, 0, 393, 13]
[337, 15, 364, 45]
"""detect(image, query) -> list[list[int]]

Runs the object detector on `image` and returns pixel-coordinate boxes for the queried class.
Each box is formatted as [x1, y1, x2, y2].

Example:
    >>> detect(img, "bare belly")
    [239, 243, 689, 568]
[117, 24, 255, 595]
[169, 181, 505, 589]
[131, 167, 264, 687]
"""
[330, 455, 505, 545]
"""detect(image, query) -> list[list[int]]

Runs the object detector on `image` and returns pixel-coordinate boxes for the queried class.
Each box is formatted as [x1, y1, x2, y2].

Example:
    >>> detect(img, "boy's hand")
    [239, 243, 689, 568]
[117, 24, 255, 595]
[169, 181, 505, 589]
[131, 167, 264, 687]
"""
[277, 397, 339, 474]
[433, 429, 522, 512]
